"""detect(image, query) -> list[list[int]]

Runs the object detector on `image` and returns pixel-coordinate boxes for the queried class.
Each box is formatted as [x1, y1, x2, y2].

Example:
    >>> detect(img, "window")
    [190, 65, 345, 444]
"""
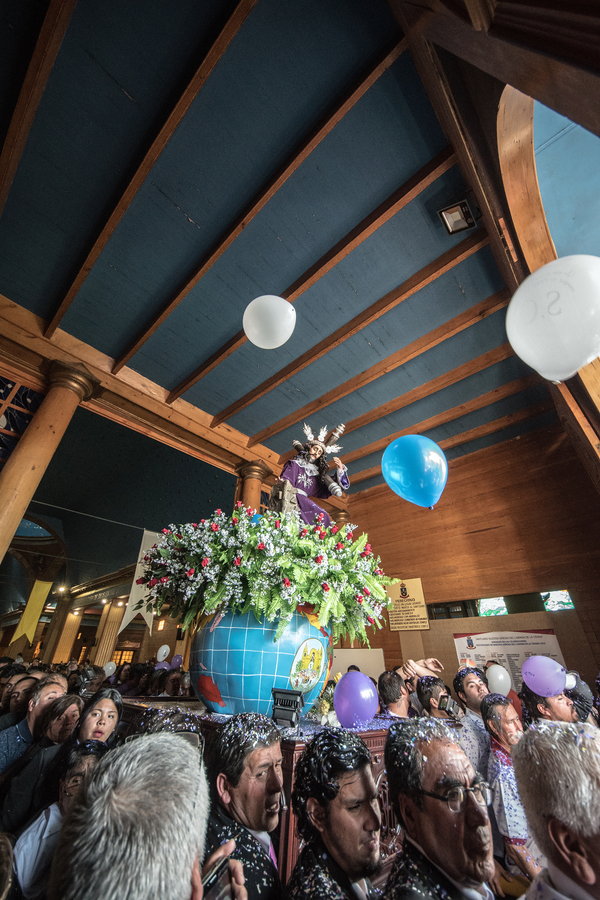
[157, 619, 165, 631]
[478, 597, 508, 616]
[111, 650, 134, 665]
[542, 590, 574, 611]
[77, 646, 87, 664]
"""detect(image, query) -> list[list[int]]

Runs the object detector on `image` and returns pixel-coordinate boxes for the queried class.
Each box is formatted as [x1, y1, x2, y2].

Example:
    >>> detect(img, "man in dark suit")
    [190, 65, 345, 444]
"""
[384, 719, 495, 900]
[286, 728, 381, 900]
[204, 713, 282, 900]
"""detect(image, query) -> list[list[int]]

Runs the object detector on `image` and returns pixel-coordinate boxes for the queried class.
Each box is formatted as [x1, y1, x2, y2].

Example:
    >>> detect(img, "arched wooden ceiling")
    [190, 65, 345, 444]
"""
[0, 0, 573, 497]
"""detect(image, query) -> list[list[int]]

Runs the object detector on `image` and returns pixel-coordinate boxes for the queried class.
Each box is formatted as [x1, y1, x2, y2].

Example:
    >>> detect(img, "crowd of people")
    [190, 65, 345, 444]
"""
[0, 652, 598, 900]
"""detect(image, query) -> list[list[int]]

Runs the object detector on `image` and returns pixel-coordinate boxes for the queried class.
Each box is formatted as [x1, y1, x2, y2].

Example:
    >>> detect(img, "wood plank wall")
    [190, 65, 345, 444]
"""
[348, 423, 600, 671]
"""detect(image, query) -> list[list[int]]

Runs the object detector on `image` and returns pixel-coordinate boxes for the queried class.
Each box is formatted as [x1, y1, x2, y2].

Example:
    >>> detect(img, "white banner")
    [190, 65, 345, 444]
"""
[117, 530, 159, 635]
[453, 629, 566, 691]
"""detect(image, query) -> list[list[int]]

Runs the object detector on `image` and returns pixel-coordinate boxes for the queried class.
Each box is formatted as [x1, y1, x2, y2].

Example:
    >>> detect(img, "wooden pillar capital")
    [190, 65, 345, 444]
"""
[235, 459, 273, 482]
[332, 507, 351, 527]
[47, 361, 96, 401]
[235, 459, 273, 513]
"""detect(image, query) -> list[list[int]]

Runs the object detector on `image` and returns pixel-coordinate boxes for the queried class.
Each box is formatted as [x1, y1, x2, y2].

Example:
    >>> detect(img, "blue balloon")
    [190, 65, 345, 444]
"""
[382, 435, 448, 508]
[251, 513, 262, 524]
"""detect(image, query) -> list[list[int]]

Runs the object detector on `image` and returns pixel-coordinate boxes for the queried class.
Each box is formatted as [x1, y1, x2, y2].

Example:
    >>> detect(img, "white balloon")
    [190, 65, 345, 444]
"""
[104, 661, 116, 677]
[486, 664, 512, 696]
[243, 295, 296, 349]
[157, 644, 170, 662]
[506, 255, 600, 382]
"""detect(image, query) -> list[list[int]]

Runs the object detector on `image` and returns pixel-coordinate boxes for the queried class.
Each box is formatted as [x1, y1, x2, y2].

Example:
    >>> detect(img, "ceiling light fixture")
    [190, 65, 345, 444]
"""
[437, 200, 476, 235]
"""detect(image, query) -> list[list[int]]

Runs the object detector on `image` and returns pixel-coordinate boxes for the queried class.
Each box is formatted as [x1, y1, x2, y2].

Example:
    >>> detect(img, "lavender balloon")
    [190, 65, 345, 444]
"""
[334, 671, 378, 727]
[155, 661, 170, 671]
[522, 655, 566, 697]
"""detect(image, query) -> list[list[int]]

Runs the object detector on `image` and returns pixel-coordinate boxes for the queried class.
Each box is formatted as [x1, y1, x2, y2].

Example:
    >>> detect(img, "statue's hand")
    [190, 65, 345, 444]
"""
[332, 456, 344, 470]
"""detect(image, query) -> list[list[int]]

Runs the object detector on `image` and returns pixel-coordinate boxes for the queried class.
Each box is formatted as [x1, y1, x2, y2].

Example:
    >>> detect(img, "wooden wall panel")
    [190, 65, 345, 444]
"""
[349, 424, 600, 669]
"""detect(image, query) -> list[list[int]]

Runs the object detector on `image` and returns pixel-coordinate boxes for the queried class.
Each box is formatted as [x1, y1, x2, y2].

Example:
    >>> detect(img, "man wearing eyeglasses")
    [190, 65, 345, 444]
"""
[384, 719, 494, 900]
[481, 693, 546, 882]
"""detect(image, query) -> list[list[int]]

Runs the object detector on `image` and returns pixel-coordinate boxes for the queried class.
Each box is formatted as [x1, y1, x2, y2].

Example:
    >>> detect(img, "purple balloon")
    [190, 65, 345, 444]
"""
[522, 655, 566, 697]
[334, 672, 378, 728]
[155, 661, 170, 670]
[170, 655, 183, 670]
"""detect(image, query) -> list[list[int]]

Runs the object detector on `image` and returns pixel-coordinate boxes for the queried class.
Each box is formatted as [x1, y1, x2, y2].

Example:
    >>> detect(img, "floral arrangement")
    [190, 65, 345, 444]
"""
[137, 503, 395, 643]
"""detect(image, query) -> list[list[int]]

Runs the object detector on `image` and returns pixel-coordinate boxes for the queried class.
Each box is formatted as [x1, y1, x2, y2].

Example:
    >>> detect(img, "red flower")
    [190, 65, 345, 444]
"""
[365, 543, 372, 551]
[363, 588, 370, 596]
[236, 500, 243, 509]
[375, 568, 383, 575]
[162, 529, 171, 535]
[234, 557, 242, 566]
[186, 568, 195, 577]
[136, 577, 145, 585]
[232, 517, 238, 525]
[315, 555, 324, 564]
[283, 577, 291, 587]
[331, 525, 339, 534]
[314, 526, 320, 533]
[216, 508, 222, 515]
[357, 597, 364, 605]
[192, 523, 198, 528]
[301, 529, 308, 537]
[335, 542, 344, 550]
[346, 532, 353, 541]
[317, 513, 324, 522]
[319, 531, 326, 540]
[367, 616, 375, 624]
[275, 520, 281, 529]
[176, 533, 182, 539]
[201, 558, 210, 567]
[322, 583, 330, 592]
[247, 508, 254, 517]
[257, 542, 265, 550]
[201, 519, 206, 524]
[149, 578, 159, 587]
[160, 576, 169, 584]
[211, 523, 219, 532]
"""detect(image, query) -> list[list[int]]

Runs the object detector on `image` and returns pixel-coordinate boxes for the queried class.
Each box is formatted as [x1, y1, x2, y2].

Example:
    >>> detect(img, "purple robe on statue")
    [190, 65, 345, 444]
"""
[280, 457, 350, 527]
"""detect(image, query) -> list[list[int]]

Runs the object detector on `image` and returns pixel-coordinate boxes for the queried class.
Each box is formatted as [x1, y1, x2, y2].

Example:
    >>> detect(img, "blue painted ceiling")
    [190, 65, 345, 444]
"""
[0, 0, 560, 497]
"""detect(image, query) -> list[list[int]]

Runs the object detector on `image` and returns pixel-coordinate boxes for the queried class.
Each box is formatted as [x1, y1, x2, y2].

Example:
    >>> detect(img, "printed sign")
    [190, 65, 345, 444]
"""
[387, 578, 429, 631]
[453, 629, 566, 690]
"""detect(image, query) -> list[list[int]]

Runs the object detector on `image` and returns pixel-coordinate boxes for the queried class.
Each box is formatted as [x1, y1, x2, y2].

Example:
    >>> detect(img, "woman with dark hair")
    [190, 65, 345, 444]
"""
[0, 688, 122, 838]
[74, 688, 122, 745]
[113, 661, 132, 688]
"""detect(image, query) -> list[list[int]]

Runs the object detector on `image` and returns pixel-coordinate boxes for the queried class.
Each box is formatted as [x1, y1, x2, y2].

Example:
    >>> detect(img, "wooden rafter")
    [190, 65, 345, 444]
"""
[274, 288, 509, 460]
[0, 0, 78, 219]
[342, 342, 514, 438]
[169, 143, 454, 404]
[113, 37, 407, 375]
[342, 373, 540, 466]
[45, 0, 259, 339]
[247, 229, 489, 446]
[351, 398, 553, 484]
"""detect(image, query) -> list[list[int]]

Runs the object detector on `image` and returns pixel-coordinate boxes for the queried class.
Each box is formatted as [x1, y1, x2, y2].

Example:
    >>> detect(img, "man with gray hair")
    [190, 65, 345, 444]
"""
[384, 718, 494, 900]
[513, 721, 600, 900]
[47, 732, 245, 900]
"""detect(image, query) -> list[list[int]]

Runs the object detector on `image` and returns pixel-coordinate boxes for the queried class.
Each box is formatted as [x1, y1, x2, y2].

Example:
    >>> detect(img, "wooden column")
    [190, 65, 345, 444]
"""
[332, 507, 350, 528]
[94, 603, 125, 666]
[52, 611, 80, 664]
[235, 460, 273, 513]
[0, 362, 95, 564]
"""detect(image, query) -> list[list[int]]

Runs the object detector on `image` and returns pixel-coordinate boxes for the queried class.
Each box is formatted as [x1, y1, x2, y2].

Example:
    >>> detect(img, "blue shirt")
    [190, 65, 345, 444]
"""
[0, 718, 33, 774]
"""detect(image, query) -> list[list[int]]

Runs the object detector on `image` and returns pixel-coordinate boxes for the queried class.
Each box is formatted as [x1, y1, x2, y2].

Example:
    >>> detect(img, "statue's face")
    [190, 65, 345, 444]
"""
[309, 444, 324, 460]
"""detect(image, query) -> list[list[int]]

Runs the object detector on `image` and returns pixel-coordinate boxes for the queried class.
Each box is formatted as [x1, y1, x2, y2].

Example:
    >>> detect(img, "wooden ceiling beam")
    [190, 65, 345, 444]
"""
[388, 0, 526, 293]
[0, 0, 78, 219]
[45, 0, 259, 340]
[0, 296, 279, 475]
[342, 341, 514, 437]
[342, 372, 541, 465]
[274, 288, 509, 461]
[169, 142, 454, 404]
[247, 229, 489, 446]
[113, 37, 407, 375]
[350, 398, 553, 484]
